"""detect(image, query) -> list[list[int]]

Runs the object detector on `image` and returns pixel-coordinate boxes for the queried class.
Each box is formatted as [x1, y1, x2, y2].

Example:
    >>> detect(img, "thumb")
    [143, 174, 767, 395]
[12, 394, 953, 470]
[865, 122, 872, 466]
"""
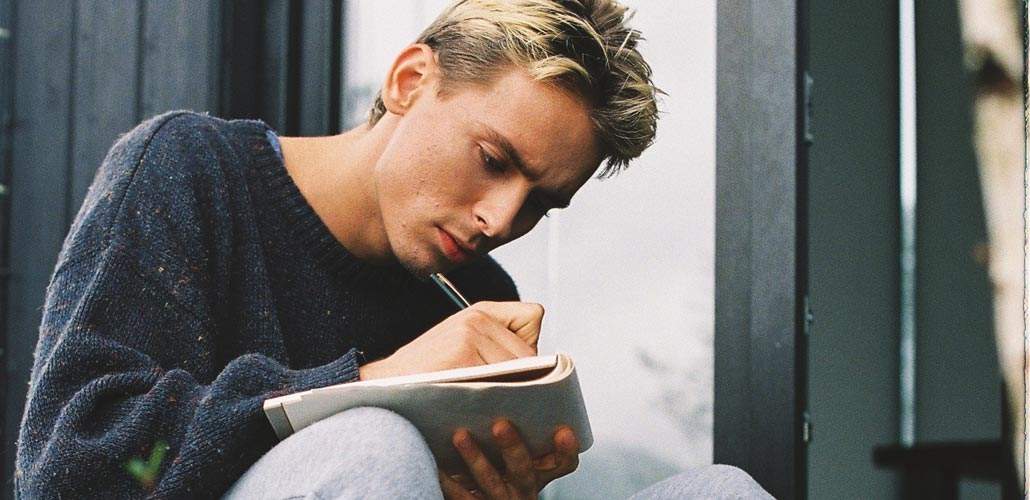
[470, 301, 544, 348]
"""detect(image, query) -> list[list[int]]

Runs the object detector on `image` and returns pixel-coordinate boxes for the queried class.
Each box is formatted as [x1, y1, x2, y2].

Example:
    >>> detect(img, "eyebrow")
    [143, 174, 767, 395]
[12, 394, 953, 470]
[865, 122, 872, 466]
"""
[475, 122, 572, 209]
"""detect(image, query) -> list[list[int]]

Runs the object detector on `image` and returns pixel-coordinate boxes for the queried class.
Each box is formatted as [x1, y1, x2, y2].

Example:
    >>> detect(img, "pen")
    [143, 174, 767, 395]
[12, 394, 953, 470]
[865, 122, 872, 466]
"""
[430, 273, 471, 309]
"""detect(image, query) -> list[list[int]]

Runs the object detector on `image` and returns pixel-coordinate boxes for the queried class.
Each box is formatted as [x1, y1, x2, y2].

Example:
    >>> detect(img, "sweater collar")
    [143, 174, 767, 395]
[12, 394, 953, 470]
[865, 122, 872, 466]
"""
[232, 118, 417, 288]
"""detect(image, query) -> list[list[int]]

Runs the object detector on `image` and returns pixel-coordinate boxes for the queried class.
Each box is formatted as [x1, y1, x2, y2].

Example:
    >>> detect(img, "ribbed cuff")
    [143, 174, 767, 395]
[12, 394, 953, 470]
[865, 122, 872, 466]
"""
[284, 348, 362, 390]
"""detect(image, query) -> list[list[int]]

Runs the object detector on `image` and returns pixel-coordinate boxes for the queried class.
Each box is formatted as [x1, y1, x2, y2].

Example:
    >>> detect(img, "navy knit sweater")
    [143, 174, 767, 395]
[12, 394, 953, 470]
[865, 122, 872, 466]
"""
[14, 110, 519, 499]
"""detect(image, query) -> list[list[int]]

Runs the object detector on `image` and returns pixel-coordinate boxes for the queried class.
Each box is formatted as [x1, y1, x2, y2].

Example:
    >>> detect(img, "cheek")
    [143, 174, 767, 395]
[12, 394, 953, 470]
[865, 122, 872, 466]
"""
[378, 158, 465, 227]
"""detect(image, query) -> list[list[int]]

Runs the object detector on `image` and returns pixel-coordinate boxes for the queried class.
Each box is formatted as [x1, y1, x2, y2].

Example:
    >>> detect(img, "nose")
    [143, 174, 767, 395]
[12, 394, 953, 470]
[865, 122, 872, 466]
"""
[474, 183, 528, 241]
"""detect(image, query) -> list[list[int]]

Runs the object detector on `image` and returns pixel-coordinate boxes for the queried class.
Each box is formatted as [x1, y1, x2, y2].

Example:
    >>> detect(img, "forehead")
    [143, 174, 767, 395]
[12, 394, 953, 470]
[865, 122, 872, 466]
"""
[449, 69, 602, 193]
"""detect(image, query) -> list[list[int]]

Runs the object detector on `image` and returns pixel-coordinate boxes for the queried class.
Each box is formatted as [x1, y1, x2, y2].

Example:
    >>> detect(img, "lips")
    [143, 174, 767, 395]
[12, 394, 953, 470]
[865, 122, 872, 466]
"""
[438, 228, 474, 264]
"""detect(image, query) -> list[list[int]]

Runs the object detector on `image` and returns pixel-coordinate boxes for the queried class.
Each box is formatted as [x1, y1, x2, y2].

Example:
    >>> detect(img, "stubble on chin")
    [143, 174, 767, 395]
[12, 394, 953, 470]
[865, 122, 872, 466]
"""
[393, 244, 439, 281]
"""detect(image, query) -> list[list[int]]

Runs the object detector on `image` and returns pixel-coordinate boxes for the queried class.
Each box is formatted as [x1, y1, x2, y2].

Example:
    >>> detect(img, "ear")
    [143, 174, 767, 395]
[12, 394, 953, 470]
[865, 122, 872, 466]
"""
[381, 43, 438, 116]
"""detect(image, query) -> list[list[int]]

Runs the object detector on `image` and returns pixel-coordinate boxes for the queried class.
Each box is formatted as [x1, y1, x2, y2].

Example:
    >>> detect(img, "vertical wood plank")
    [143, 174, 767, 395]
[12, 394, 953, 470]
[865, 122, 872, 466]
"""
[297, 0, 335, 135]
[71, 0, 140, 214]
[714, 0, 804, 498]
[141, 0, 221, 118]
[336, 0, 347, 132]
[0, 2, 12, 499]
[714, 0, 753, 476]
[260, 0, 291, 132]
[220, 1, 264, 121]
[6, 0, 75, 494]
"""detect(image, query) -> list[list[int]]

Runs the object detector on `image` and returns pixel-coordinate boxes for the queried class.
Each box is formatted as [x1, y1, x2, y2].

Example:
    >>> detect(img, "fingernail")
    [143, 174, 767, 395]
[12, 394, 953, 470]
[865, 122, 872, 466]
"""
[560, 427, 576, 447]
[454, 430, 472, 451]
[493, 420, 515, 441]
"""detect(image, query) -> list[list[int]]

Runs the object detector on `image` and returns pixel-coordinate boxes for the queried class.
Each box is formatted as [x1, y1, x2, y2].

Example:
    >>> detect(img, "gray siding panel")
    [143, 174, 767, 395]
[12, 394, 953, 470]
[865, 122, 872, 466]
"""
[715, 1, 803, 498]
[4, 2, 233, 497]
[297, 0, 335, 135]
[6, 0, 76, 494]
[260, 0, 291, 132]
[71, 0, 141, 213]
[806, 2, 901, 498]
[141, 0, 221, 117]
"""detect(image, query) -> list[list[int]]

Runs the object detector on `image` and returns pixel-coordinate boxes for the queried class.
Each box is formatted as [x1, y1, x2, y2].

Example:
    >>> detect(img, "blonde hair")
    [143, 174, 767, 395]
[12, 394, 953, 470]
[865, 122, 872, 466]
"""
[368, 0, 660, 178]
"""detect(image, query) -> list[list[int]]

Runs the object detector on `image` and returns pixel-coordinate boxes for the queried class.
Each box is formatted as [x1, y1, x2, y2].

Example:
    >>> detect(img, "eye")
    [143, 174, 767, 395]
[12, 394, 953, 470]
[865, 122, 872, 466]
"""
[479, 145, 505, 173]
[477, 144, 555, 219]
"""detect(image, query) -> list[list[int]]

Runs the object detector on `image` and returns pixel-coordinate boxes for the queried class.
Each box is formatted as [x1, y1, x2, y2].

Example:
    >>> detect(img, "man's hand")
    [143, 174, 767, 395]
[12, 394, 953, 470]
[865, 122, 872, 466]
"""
[358, 301, 543, 380]
[439, 420, 580, 499]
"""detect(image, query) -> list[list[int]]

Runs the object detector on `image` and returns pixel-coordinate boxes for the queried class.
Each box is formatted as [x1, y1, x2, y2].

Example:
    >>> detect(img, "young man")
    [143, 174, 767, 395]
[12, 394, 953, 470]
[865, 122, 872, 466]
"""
[16, 0, 772, 498]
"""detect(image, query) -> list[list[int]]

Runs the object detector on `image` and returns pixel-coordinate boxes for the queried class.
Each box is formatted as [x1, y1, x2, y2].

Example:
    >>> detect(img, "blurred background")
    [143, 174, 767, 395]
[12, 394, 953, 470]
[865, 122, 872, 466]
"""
[0, 1, 1024, 499]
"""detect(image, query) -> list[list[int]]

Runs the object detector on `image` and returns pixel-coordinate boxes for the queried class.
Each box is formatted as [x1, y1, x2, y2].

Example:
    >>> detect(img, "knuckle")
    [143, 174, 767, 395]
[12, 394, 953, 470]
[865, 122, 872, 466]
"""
[463, 309, 490, 325]
[451, 328, 470, 345]
[457, 325, 475, 340]
[456, 325, 481, 343]
[499, 439, 522, 453]
[476, 466, 504, 491]
[458, 340, 479, 357]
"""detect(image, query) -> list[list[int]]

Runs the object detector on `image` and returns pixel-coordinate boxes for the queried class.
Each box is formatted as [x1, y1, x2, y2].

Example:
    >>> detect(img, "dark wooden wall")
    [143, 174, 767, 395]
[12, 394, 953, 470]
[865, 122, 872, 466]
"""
[1, 1, 344, 496]
[0, 0, 11, 492]
[714, 1, 808, 498]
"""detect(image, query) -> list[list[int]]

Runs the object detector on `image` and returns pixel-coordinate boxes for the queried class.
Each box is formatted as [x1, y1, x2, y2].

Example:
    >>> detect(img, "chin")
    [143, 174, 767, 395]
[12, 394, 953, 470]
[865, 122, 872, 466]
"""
[387, 224, 459, 277]
[393, 247, 446, 279]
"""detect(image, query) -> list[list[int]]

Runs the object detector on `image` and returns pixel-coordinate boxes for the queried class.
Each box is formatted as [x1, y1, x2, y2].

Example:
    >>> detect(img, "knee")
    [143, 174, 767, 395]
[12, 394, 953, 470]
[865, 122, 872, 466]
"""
[317, 407, 422, 437]
[704, 464, 767, 493]
[687, 465, 771, 499]
[231, 407, 442, 499]
[306, 406, 429, 456]
[630, 464, 773, 500]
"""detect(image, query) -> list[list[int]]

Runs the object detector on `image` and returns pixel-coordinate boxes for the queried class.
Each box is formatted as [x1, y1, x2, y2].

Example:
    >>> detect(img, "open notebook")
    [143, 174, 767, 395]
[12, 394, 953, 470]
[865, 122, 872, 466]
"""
[263, 352, 592, 473]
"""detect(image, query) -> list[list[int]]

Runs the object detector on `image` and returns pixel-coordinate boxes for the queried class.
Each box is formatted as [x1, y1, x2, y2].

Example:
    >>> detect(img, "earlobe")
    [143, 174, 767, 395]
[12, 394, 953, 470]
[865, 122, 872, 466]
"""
[382, 44, 437, 116]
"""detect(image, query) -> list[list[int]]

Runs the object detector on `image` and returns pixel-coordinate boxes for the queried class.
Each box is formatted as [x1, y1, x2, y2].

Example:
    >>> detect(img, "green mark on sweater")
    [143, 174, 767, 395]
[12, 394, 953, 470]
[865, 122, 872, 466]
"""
[125, 440, 169, 490]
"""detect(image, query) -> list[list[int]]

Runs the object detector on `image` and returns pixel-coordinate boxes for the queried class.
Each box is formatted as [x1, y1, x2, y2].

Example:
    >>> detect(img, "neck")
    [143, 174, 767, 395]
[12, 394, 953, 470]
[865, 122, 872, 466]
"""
[278, 120, 395, 264]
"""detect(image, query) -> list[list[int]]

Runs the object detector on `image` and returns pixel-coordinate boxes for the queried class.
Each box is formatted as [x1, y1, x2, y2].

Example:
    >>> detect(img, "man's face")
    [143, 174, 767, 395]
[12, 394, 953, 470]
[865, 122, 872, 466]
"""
[373, 69, 602, 276]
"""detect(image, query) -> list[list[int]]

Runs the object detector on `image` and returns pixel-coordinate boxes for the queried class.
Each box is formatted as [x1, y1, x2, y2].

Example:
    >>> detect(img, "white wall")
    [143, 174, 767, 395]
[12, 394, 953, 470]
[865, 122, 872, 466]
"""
[344, 2, 715, 496]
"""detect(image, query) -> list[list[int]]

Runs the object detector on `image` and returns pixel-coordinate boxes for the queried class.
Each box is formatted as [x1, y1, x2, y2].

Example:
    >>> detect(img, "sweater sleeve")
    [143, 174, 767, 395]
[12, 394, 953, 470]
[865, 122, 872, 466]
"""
[15, 112, 361, 499]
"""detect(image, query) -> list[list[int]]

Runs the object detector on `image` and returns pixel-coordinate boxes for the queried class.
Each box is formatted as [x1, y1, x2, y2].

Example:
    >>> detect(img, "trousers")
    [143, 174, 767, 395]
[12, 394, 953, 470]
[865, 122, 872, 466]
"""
[223, 407, 774, 499]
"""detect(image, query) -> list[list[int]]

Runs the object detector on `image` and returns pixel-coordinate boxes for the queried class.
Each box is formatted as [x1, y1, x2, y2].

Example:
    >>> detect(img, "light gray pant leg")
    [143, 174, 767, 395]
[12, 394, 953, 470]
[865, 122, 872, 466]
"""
[223, 407, 444, 500]
[627, 464, 775, 500]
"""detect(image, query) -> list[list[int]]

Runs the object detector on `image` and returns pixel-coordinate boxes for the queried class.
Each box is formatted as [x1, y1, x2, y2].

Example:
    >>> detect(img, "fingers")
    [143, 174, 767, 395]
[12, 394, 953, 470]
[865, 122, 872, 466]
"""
[447, 473, 478, 492]
[470, 301, 544, 349]
[492, 419, 536, 493]
[449, 423, 579, 498]
[438, 470, 478, 500]
[472, 331, 520, 364]
[470, 311, 536, 359]
[534, 426, 581, 487]
[453, 428, 509, 498]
